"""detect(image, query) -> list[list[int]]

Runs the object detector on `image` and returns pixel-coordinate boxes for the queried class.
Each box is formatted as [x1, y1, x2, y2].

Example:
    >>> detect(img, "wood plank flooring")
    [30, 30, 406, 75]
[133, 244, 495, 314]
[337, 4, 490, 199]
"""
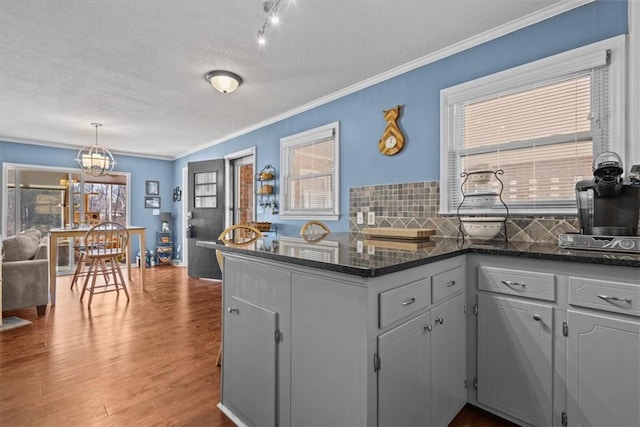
[1, 266, 515, 426]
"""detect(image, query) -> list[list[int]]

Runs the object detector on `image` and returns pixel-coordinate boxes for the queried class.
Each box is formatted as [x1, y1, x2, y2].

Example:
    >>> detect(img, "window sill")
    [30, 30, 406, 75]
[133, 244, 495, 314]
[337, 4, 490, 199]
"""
[279, 214, 340, 221]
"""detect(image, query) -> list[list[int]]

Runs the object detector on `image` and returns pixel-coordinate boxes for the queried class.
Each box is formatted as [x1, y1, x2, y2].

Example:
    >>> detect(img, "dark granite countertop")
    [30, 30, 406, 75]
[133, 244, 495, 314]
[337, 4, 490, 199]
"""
[196, 232, 640, 278]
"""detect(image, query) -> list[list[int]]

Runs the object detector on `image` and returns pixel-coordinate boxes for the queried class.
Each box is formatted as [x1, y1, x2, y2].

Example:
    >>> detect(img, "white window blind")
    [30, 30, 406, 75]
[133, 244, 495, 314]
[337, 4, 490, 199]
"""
[280, 122, 340, 219]
[440, 36, 625, 215]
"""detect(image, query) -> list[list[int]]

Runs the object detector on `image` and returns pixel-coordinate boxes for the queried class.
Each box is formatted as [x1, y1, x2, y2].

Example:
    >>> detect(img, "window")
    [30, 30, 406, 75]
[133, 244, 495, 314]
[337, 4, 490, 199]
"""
[280, 121, 340, 220]
[440, 36, 626, 214]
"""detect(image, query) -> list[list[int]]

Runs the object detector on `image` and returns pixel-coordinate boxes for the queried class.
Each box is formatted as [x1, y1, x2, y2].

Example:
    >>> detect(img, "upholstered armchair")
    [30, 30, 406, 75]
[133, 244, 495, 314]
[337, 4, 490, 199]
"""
[2, 230, 49, 315]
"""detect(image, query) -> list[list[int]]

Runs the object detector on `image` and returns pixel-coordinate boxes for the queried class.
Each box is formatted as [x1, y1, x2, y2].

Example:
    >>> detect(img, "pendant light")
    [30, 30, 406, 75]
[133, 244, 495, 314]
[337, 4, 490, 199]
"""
[76, 123, 117, 177]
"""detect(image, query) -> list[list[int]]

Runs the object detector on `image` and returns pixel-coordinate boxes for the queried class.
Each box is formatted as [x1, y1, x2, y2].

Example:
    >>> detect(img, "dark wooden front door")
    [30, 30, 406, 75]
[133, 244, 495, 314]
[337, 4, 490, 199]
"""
[187, 158, 225, 279]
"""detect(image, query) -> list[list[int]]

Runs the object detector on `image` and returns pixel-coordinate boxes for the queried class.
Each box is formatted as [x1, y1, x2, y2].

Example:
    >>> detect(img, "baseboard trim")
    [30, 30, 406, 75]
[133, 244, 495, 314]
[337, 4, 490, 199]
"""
[217, 403, 247, 427]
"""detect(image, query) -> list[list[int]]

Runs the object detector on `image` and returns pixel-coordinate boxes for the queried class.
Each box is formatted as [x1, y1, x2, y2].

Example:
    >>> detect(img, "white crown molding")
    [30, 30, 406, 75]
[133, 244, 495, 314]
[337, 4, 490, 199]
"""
[177, 0, 594, 160]
[0, 135, 174, 161]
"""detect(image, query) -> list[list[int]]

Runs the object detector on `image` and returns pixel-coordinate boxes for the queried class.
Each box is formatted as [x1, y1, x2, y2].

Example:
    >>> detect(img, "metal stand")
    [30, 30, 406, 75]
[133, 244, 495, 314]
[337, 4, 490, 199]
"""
[456, 169, 509, 244]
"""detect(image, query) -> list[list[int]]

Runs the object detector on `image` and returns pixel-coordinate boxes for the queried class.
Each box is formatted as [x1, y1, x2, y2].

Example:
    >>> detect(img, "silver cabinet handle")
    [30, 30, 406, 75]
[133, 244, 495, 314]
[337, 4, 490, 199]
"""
[228, 307, 239, 314]
[435, 317, 444, 325]
[533, 314, 542, 322]
[502, 280, 526, 287]
[446, 281, 456, 287]
[424, 324, 432, 332]
[597, 294, 632, 303]
[402, 297, 416, 306]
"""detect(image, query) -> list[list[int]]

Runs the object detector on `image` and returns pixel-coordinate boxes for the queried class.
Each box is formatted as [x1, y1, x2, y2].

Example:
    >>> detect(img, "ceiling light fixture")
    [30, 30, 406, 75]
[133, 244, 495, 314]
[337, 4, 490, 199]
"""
[204, 70, 243, 93]
[76, 123, 116, 177]
[257, 0, 283, 45]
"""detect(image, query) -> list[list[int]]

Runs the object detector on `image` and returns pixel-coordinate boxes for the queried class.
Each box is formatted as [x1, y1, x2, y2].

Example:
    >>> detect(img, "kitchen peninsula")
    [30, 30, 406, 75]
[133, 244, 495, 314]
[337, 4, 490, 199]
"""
[198, 233, 640, 427]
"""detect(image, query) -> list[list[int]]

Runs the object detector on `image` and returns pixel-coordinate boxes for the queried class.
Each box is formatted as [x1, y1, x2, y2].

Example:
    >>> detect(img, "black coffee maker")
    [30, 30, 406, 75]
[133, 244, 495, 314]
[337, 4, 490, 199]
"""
[575, 152, 640, 236]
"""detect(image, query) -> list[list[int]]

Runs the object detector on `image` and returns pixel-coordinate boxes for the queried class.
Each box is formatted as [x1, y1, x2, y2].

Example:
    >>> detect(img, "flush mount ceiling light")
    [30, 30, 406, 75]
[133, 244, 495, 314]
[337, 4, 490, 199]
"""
[204, 70, 243, 94]
[75, 123, 116, 177]
[257, 0, 284, 45]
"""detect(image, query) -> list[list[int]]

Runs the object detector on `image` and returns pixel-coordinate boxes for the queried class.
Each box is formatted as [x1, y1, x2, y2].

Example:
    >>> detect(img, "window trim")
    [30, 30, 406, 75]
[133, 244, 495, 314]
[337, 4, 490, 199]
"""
[439, 35, 626, 215]
[279, 121, 340, 221]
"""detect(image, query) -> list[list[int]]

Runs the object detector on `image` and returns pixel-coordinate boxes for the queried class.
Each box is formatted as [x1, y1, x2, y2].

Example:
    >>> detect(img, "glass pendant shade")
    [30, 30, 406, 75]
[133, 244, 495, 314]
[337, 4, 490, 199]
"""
[76, 123, 116, 177]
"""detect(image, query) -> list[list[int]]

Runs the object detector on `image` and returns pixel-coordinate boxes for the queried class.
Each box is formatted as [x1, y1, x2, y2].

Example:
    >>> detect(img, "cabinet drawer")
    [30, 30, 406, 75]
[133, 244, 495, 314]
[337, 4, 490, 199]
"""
[379, 278, 430, 328]
[432, 266, 464, 304]
[569, 276, 640, 317]
[478, 266, 555, 301]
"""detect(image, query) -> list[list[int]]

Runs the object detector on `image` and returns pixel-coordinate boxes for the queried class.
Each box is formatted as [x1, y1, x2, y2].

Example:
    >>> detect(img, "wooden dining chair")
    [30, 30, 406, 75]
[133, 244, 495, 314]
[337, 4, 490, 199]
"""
[215, 224, 264, 366]
[70, 213, 103, 289]
[300, 220, 330, 242]
[79, 221, 130, 307]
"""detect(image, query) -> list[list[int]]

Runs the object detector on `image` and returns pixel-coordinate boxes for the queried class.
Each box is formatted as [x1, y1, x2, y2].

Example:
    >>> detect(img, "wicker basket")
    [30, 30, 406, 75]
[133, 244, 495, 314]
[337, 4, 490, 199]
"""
[257, 184, 274, 195]
[249, 221, 272, 232]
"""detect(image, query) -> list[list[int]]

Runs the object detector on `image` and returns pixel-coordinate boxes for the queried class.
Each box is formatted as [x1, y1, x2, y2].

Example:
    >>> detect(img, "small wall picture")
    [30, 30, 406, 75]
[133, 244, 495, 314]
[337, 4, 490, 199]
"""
[145, 196, 161, 209]
[146, 180, 159, 195]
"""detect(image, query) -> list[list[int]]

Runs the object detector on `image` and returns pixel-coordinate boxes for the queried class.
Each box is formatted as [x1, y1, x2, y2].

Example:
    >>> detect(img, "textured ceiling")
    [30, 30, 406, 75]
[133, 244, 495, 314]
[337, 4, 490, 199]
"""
[0, 0, 563, 160]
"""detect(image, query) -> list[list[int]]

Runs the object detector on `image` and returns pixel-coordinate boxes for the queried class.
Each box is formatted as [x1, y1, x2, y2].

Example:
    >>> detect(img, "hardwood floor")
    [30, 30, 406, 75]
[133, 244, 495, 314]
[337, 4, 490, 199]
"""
[1, 266, 514, 426]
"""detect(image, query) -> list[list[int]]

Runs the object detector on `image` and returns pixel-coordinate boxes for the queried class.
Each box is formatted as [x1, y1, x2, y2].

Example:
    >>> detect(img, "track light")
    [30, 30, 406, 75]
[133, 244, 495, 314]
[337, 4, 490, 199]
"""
[256, 0, 286, 45]
[257, 29, 266, 45]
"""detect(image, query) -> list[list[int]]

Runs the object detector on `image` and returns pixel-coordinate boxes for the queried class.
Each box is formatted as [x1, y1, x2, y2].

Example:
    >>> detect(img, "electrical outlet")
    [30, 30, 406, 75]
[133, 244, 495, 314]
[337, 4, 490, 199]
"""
[367, 211, 376, 225]
[356, 212, 364, 225]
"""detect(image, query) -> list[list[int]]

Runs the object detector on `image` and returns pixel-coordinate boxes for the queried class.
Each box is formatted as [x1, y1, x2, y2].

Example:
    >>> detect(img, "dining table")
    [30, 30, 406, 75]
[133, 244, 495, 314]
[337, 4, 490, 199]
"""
[48, 225, 146, 305]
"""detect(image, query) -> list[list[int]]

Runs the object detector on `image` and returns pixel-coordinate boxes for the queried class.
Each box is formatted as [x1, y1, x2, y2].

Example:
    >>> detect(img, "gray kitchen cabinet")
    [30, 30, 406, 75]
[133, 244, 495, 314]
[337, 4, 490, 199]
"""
[220, 256, 291, 427]
[378, 292, 466, 427]
[223, 296, 279, 426]
[477, 293, 553, 426]
[567, 311, 640, 427]
[378, 311, 431, 427]
[218, 251, 466, 426]
[431, 293, 467, 426]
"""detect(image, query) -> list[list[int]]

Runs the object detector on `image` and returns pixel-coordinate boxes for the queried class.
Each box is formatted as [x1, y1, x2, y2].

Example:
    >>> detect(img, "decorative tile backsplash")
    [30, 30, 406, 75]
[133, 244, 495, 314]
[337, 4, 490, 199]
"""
[349, 181, 580, 243]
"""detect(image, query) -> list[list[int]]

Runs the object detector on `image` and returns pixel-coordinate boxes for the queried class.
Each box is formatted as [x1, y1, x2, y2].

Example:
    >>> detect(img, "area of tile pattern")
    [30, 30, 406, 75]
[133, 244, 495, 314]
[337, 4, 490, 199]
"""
[349, 181, 581, 244]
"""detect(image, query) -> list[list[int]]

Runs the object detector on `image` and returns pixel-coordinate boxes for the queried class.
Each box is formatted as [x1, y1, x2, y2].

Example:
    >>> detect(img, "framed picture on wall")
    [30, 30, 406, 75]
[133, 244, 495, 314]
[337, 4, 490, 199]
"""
[145, 196, 161, 209]
[146, 180, 159, 195]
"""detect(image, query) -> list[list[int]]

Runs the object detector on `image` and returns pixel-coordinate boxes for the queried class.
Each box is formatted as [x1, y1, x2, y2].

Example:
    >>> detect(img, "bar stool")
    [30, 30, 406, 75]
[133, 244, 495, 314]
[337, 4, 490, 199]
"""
[300, 220, 330, 242]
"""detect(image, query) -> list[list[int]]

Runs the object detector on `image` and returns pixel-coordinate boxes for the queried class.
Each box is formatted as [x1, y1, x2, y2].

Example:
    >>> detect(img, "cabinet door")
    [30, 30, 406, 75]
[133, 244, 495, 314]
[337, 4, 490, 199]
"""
[477, 294, 553, 426]
[567, 310, 640, 427]
[223, 296, 279, 426]
[378, 311, 431, 427]
[431, 293, 466, 426]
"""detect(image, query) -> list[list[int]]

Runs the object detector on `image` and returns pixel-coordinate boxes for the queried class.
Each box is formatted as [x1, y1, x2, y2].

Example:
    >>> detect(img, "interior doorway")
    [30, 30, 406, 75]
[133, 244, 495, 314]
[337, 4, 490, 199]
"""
[224, 147, 256, 228]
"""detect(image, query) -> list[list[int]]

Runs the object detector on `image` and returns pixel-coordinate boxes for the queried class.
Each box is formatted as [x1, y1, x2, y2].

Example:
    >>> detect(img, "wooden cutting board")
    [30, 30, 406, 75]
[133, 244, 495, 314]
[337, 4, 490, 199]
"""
[362, 227, 436, 240]
[364, 239, 435, 250]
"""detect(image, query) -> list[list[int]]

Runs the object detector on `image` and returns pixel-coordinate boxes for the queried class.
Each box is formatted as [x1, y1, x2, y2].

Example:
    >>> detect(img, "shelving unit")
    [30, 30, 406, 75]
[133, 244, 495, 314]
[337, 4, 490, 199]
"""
[456, 169, 509, 244]
[256, 164, 278, 214]
[155, 231, 173, 265]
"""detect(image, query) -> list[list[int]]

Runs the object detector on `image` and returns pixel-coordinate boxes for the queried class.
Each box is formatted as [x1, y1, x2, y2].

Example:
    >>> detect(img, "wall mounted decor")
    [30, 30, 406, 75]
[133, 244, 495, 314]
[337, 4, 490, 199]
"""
[145, 196, 161, 209]
[378, 105, 405, 156]
[173, 186, 182, 202]
[146, 180, 159, 195]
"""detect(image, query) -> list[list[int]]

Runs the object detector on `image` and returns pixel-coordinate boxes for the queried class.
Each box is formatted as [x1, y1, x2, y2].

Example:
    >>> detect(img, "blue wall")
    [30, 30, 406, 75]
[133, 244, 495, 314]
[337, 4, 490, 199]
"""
[0, 1, 629, 260]
[0, 140, 173, 254]
[172, 0, 628, 245]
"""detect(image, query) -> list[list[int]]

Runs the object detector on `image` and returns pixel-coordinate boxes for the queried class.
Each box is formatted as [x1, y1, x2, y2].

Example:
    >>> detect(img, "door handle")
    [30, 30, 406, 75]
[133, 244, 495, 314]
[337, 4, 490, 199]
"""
[401, 298, 416, 306]
[446, 281, 456, 287]
[533, 314, 542, 322]
[435, 317, 444, 325]
[228, 307, 239, 314]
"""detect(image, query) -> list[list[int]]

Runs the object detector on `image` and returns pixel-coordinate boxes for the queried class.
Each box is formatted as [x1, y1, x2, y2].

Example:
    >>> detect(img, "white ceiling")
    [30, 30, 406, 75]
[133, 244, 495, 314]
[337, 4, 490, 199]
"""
[0, 0, 565, 160]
